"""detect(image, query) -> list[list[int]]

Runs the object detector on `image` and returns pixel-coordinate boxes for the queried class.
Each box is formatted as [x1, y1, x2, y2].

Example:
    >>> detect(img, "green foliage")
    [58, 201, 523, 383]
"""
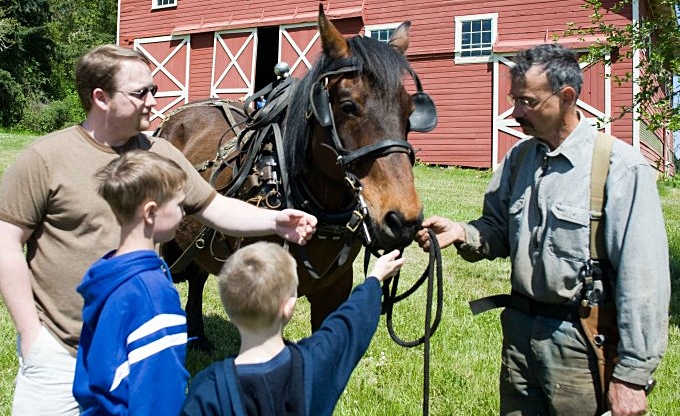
[566, 0, 680, 131]
[0, 0, 116, 130]
[0, 69, 24, 126]
[17, 92, 85, 134]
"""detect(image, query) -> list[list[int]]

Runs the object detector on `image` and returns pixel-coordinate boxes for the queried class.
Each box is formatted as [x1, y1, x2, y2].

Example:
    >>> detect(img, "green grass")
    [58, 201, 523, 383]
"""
[1, 132, 679, 414]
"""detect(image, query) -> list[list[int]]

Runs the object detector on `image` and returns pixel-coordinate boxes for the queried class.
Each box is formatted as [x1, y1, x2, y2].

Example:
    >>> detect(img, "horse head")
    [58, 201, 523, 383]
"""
[285, 5, 436, 253]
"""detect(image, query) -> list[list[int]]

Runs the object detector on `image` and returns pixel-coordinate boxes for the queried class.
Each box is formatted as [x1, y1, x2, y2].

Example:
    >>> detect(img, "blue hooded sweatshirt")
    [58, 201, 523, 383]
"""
[73, 250, 189, 416]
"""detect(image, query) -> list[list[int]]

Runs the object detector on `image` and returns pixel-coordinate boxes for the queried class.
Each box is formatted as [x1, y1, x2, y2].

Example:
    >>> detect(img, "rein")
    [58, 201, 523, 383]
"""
[366, 229, 444, 416]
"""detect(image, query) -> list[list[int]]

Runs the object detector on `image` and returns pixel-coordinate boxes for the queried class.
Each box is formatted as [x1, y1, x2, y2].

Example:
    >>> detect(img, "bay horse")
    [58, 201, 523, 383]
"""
[156, 5, 437, 349]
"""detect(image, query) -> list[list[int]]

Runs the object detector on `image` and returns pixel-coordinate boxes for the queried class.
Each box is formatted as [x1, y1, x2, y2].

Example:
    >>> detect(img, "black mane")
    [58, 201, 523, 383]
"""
[284, 35, 413, 177]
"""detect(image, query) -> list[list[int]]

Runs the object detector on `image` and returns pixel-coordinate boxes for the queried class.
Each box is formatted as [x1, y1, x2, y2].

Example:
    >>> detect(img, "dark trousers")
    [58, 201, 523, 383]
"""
[499, 307, 600, 415]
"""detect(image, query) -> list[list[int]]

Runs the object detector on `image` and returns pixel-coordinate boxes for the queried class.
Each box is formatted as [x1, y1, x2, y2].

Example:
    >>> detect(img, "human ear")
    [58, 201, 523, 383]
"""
[142, 200, 158, 225]
[92, 88, 109, 110]
[281, 296, 297, 321]
[561, 86, 577, 108]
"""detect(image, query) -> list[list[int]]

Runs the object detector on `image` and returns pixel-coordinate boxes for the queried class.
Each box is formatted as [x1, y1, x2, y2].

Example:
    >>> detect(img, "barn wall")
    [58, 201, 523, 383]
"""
[118, 0, 670, 170]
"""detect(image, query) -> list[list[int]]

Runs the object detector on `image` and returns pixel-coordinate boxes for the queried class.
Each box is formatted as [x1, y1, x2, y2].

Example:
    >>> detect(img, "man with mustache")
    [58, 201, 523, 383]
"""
[417, 44, 669, 416]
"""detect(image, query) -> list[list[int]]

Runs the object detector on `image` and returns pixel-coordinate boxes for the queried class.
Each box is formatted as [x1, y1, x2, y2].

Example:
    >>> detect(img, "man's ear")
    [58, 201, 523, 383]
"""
[92, 88, 110, 110]
[561, 86, 577, 108]
[142, 200, 157, 225]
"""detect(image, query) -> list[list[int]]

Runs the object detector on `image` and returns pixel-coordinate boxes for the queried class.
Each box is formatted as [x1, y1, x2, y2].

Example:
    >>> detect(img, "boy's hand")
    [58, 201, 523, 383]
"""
[369, 250, 404, 282]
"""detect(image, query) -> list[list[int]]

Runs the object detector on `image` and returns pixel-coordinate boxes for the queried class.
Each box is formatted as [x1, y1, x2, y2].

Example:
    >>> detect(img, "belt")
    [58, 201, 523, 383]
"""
[469, 291, 581, 322]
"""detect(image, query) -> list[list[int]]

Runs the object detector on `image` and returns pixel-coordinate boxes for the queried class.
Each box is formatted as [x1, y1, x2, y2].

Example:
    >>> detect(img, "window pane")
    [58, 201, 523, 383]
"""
[371, 29, 395, 43]
[458, 17, 494, 58]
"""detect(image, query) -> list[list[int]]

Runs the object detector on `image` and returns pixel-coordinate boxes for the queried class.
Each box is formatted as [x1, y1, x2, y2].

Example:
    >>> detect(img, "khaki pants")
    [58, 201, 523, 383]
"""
[499, 307, 599, 416]
[13, 326, 79, 416]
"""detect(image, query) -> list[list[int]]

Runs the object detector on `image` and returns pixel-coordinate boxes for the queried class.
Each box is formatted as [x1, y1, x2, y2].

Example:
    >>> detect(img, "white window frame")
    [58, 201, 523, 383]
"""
[152, 0, 177, 10]
[364, 23, 401, 44]
[454, 13, 498, 64]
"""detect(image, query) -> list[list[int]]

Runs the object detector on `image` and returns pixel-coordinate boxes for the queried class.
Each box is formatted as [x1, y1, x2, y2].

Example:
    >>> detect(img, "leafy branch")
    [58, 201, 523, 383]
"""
[566, 0, 680, 131]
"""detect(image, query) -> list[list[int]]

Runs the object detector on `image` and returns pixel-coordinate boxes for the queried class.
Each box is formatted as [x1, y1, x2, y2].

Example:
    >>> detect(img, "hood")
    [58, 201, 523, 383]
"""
[77, 250, 166, 330]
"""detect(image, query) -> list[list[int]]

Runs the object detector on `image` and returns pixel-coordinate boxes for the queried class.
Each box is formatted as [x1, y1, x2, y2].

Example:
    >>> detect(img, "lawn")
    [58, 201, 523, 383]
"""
[1, 132, 678, 414]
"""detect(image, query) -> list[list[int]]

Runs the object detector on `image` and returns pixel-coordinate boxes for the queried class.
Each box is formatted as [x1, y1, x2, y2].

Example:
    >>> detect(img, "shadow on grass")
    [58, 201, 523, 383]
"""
[186, 314, 240, 376]
[669, 253, 680, 328]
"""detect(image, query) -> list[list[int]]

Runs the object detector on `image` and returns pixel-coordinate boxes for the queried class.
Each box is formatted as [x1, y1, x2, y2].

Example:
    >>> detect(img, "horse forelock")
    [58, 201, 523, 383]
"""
[284, 35, 413, 178]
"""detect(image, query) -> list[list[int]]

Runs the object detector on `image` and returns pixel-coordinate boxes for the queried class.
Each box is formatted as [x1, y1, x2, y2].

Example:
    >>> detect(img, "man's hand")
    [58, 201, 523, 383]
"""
[607, 378, 648, 416]
[275, 209, 317, 245]
[415, 216, 464, 252]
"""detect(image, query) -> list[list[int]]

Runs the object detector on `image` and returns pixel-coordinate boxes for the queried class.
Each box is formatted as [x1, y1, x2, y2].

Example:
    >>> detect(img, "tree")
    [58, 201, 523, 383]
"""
[47, 0, 117, 97]
[566, 0, 680, 132]
[0, 0, 55, 126]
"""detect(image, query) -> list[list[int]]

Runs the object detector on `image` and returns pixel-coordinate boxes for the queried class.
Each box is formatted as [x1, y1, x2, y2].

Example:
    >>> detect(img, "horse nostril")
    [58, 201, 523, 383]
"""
[384, 211, 406, 239]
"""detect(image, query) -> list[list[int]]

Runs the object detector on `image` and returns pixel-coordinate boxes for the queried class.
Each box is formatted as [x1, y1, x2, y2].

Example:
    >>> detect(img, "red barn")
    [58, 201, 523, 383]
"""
[117, 0, 674, 174]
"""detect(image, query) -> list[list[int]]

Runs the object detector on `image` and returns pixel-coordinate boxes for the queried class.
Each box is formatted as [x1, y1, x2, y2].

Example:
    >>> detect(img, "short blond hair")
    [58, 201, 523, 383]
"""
[218, 241, 298, 329]
[96, 150, 186, 225]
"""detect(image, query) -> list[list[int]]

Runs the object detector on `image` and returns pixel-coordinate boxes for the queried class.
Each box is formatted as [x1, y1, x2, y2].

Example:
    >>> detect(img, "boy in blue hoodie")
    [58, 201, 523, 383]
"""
[180, 241, 404, 416]
[73, 150, 190, 415]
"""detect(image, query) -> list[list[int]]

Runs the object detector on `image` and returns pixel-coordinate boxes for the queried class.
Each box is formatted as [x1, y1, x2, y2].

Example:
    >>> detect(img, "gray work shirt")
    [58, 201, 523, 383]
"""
[456, 115, 670, 385]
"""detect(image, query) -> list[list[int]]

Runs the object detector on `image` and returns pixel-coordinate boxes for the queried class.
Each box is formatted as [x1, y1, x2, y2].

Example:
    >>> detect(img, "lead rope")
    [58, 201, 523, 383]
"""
[374, 229, 444, 416]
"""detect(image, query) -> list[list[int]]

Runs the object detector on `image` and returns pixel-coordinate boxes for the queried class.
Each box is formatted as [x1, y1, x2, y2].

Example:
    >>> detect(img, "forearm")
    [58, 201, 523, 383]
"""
[0, 224, 41, 340]
[195, 195, 277, 237]
[607, 165, 670, 385]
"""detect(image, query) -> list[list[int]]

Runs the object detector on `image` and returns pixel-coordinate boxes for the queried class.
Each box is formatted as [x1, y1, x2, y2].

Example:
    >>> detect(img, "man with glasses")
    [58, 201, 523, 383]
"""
[417, 43, 669, 415]
[0, 44, 317, 416]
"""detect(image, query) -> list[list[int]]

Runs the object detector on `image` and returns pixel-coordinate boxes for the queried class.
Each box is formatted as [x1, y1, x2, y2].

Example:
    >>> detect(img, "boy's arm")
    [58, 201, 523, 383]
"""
[297, 276, 384, 404]
[124, 280, 190, 415]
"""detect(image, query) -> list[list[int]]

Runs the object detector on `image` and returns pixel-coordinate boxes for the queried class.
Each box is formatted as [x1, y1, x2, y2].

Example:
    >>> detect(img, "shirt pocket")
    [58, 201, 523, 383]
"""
[547, 203, 590, 260]
[508, 195, 526, 253]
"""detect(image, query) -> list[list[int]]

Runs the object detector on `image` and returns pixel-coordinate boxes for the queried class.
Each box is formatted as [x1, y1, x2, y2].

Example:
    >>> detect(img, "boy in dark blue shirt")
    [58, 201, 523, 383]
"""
[181, 241, 404, 416]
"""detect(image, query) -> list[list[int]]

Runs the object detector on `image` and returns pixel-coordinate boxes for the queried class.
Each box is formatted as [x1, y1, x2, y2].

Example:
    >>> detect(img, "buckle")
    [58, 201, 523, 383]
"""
[346, 209, 365, 233]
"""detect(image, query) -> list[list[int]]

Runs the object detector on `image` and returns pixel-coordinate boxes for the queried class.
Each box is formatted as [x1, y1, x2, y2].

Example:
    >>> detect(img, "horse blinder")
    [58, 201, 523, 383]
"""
[407, 69, 437, 133]
[409, 92, 437, 133]
[310, 80, 333, 128]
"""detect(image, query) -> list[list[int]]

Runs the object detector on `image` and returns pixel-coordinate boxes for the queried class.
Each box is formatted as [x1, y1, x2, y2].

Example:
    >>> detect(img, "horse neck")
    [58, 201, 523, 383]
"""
[297, 159, 356, 213]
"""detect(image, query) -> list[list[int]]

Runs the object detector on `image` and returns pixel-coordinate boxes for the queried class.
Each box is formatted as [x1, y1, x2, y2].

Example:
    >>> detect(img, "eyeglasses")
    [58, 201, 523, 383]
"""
[116, 84, 158, 100]
[507, 88, 561, 109]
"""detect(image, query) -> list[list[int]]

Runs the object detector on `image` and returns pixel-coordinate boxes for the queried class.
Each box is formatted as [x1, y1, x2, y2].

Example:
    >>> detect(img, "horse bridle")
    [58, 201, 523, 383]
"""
[308, 57, 436, 170]
[303, 57, 436, 249]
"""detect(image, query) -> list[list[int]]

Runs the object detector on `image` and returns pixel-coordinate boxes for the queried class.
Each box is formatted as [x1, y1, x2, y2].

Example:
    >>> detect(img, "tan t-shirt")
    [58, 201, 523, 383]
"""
[0, 125, 216, 355]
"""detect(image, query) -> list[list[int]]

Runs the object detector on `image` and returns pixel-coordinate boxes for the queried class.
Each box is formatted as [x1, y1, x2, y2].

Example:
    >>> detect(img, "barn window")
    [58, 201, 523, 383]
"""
[152, 0, 176, 10]
[365, 23, 401, 44]
[454, 13, 497, 64]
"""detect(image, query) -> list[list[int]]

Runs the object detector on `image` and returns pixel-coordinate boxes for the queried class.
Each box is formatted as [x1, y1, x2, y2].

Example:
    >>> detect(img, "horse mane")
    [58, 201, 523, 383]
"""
[284, 35, 413, 177]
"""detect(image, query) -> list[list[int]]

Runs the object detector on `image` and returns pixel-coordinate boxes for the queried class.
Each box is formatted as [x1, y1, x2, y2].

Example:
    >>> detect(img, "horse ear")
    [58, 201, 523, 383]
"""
[388, 21, 411, 55]
[318, 3, 350, 60]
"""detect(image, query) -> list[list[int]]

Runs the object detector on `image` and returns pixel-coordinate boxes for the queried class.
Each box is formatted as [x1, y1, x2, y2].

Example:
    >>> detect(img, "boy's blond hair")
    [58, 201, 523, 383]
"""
[218, 241, 298, 329]
[96, 150, 187, 225]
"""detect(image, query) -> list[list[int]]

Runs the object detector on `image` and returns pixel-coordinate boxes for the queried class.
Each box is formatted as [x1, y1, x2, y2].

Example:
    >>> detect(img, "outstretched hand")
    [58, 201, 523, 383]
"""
[275, 209, 317, 245]
[369, 250, 404, 282]
[415, 216, 464, 252]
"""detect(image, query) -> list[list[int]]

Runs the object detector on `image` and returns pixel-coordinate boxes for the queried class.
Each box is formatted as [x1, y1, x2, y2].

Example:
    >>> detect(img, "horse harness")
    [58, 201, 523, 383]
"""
[164, 58, 437, 280]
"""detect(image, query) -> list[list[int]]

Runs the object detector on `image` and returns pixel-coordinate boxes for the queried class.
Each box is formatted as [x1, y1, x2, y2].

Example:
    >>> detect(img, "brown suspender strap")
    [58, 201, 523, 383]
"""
[590, 132, 615, 260]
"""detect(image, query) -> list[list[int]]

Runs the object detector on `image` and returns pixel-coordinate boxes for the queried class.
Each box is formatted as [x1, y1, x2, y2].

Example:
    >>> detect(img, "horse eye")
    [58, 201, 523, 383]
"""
[339, 101, 358, 115]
